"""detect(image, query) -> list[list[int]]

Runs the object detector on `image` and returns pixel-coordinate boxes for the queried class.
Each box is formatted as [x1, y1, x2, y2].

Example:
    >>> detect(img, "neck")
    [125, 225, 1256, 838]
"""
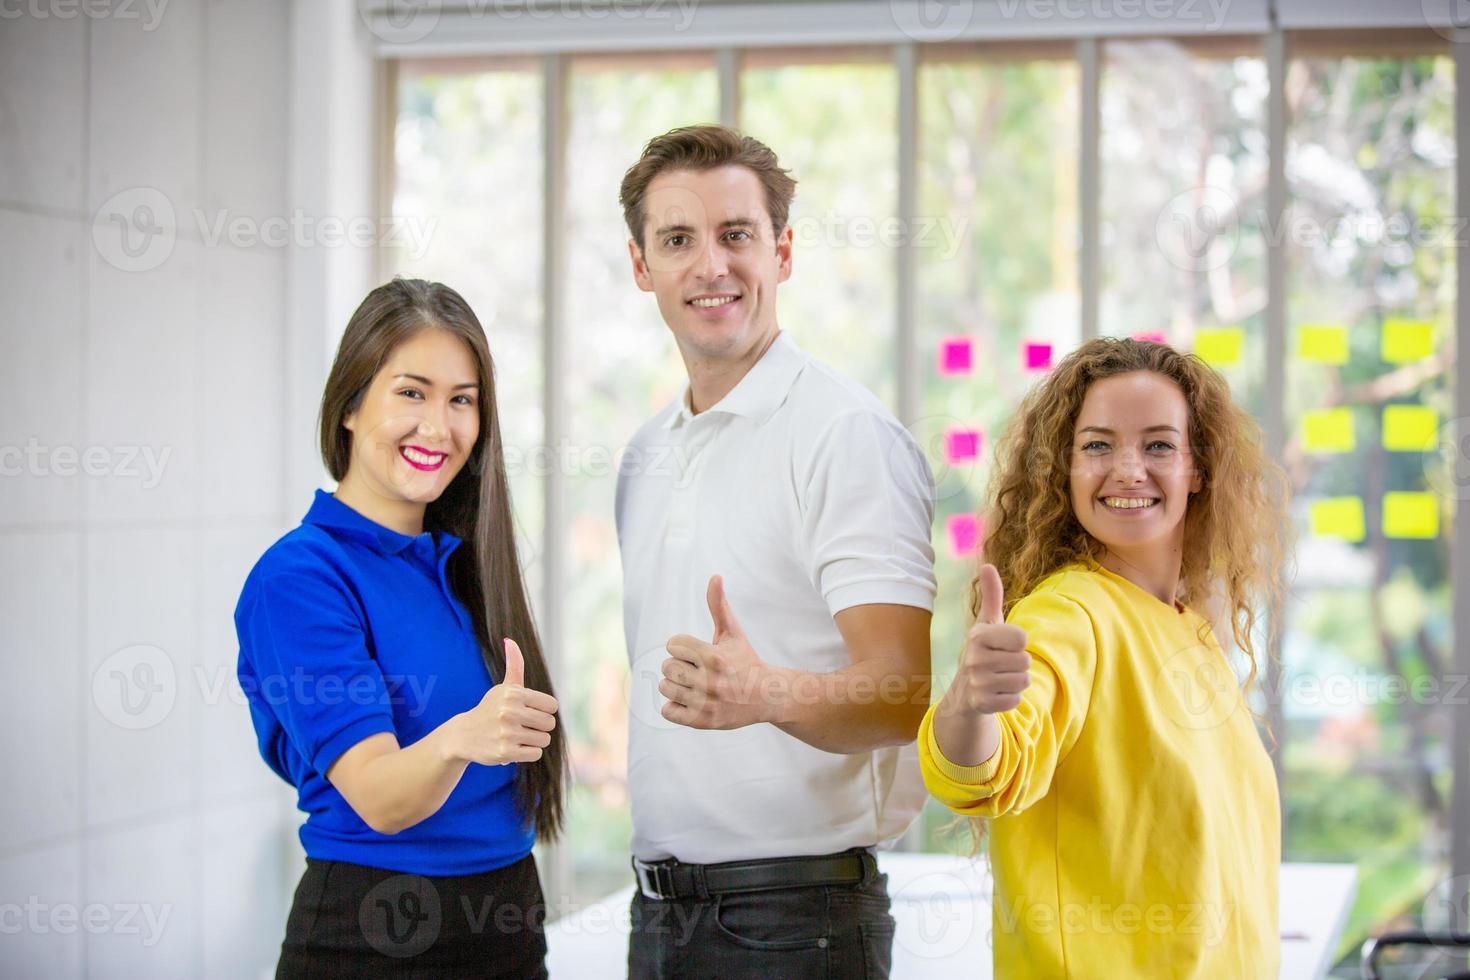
[684, 327, 780, 415]
[333, 471, 426, 537]
[1098, 537, 1185, 609]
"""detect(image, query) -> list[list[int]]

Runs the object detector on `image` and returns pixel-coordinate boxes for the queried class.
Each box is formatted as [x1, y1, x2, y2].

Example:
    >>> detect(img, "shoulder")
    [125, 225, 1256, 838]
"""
[236, 524, 358, 615]
[1008, 566, 1111, 634]
[785, 353, 898, 433]
[624, 401, 682, 453]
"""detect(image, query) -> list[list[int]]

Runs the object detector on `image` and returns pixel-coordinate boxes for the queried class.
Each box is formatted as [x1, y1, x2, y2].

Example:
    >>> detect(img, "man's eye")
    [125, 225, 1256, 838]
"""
[665, 235, 689, 248]
[726, 230, 750, 242]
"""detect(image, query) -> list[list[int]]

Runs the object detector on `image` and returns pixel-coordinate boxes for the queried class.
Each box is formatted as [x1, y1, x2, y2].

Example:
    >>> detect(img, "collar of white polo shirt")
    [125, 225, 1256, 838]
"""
[664, 330, 807, 431]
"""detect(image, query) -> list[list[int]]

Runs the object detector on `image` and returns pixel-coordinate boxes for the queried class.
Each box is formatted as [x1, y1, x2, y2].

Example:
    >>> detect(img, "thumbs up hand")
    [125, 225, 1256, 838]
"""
[951, 564, 1031, 715]
[451, 638, 559, 766]
[660, 575, 780, 731]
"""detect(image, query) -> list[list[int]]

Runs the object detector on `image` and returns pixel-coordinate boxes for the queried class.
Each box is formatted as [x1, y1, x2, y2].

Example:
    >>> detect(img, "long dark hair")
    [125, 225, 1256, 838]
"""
[318, 277, 567, 841]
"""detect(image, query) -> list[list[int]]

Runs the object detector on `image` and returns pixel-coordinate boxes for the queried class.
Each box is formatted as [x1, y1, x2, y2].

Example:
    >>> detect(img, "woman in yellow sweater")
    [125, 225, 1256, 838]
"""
[920, 337, 1288, 978]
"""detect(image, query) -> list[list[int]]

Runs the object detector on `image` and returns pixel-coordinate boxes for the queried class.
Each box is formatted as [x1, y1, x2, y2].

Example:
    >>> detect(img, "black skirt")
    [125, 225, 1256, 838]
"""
[276, 853, 549, 980]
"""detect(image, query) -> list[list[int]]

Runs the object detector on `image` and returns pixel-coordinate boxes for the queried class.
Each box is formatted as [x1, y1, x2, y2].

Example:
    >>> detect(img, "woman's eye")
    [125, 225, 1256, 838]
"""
[1147, 441, 1176, 453]
[398, 388, 423, 400]
[1081, 441, 1109, 453]
[453, 395, 476, 406]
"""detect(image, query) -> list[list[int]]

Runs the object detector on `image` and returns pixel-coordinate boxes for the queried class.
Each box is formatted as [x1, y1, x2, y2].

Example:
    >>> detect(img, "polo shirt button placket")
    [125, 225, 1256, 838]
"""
[666, 422, 712, 546]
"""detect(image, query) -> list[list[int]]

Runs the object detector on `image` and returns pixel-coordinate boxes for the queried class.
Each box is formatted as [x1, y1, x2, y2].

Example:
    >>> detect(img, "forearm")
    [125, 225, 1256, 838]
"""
[929, 689, 1001, 768]
[766, 657, 929, 754]
[343, 721, 473, 835]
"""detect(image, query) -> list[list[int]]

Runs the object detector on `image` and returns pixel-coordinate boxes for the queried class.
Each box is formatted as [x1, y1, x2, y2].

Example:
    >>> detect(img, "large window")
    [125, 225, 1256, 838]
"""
[390, 29, 1463, 971]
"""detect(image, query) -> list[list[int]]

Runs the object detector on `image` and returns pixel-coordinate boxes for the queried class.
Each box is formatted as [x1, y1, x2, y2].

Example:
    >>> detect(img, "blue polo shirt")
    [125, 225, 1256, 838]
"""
[234, 489, 534, 875]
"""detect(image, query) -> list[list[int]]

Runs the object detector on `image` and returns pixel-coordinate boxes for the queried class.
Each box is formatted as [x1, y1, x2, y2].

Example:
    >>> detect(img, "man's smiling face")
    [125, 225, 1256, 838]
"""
[628, 164, 792, 366]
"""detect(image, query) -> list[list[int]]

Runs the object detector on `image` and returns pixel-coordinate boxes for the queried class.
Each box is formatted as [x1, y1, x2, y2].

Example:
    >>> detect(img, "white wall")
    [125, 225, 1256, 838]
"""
[0, 1, 377, 976]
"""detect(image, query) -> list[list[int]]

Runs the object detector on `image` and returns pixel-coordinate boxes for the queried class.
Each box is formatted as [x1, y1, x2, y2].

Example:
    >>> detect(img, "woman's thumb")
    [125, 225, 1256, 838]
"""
[502, 638, 525, 687]
[978, 564, 1005, 625]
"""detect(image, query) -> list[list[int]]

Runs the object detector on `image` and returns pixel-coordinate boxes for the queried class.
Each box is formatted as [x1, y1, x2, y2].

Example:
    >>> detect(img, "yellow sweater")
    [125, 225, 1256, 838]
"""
[919, 563, 1280, 979]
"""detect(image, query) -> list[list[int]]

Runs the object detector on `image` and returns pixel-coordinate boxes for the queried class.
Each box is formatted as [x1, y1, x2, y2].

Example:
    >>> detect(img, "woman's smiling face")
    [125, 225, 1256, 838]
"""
[1068, 370, 1202, 558]
[341, 327, 482, 508]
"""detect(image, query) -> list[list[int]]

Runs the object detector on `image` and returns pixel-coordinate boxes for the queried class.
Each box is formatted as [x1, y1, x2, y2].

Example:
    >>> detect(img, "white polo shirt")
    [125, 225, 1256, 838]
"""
[615, 331, 938, 864]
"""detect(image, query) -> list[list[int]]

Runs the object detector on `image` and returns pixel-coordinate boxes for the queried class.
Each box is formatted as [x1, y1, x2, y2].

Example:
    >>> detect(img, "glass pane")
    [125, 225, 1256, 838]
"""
[1101, 39, 1269, 415]
[564, 55, 718, 904]
[1283, 51, 1456, 974]
[741, 59, 898, 407]
[391, 64, 547, 615]
[915, 54, 1081, 850]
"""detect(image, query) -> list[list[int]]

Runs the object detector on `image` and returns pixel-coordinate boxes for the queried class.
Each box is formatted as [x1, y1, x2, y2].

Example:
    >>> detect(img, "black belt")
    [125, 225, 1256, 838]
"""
[631, 847, 875, 901]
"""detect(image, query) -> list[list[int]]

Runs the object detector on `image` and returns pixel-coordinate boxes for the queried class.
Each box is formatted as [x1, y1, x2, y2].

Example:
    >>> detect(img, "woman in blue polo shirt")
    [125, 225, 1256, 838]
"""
[235, 277, 567, 978]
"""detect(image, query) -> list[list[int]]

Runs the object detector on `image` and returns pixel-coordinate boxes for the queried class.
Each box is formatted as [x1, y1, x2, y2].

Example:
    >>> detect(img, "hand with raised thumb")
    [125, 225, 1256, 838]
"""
[451, 638, 559, 766]
[952, 564, 1031, 715]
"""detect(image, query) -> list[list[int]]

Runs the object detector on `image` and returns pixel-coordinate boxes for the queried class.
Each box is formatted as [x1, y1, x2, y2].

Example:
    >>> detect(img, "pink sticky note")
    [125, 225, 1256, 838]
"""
[946, 513, 981, 560]
[938, 336, 974, 377]
[1023, 342, 1053, 371]
[944, 427, 983, 464]
[1134, 331, 1167, 345]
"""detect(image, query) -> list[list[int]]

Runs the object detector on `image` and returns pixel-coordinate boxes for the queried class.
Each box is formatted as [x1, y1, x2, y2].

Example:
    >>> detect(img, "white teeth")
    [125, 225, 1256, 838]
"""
[691, 296, 737, 308]
[1103, 497, 1157, 510]
[401, 447, 445, 465]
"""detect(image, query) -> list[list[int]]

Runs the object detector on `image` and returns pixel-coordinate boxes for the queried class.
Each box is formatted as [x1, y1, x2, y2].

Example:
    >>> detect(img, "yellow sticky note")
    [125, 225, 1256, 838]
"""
[1382, 405, 1439, 452]
[1381, 318, 1435, 364]
[1310, 497, 1365, 542]
[1302, 408, 1355, 453]
[1383, 492, 1439, 539]
[1298, 323, 1349, 365]
[1195, 327, 1243, 367]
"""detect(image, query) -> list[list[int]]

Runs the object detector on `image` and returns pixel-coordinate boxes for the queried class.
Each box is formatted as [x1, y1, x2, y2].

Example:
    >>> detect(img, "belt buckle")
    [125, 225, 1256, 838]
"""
[635, 860, 674, 900]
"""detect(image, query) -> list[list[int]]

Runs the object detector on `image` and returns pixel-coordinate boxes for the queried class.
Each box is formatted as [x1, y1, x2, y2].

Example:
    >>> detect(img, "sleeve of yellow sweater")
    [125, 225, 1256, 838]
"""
[919, 588, 1098, 817]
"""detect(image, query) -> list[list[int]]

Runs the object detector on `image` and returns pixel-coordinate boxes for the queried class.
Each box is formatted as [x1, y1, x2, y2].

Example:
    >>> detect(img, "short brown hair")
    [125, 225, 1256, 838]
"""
[618, 124, 797, 251]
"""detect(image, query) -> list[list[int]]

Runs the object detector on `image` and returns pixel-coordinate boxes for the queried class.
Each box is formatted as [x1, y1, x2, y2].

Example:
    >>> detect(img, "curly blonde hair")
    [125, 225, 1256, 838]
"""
[974, 337, 1290, 703]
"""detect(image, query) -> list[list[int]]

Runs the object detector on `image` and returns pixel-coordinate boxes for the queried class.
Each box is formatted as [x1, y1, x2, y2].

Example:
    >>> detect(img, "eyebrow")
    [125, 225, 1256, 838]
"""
[1077, 425, 1181, 436]
[393, 373, 479, 391]
[651, 217, 759, 238]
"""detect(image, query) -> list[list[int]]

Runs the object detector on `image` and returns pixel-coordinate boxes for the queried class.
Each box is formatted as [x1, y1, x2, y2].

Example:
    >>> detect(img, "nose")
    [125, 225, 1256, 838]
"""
[692, 235, 729, 283]
[415, 399, 450, 442]
[1110, 446, 1147, 485]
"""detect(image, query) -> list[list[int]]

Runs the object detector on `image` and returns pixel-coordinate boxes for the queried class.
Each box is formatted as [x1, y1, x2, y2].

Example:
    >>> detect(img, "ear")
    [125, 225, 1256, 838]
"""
[1189, 463, 1203, 495]
[775, 224, 794, 285]
[628, 238, 655, 293]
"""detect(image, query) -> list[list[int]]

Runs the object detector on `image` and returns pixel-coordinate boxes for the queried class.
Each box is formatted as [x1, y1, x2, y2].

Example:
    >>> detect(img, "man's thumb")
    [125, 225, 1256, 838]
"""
[977, 564, 1005, 625]
[502, 638, 526, 687]
[707, 575, 745, 640]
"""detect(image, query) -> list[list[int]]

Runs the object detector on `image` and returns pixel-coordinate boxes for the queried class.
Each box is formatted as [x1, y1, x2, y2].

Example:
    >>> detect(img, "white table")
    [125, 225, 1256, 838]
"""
[546, 854, 1357, 979]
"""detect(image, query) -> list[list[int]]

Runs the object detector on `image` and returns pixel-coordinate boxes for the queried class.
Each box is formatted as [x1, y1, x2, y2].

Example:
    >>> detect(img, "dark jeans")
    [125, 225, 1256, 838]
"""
[626, 861, 895, 979]
[276, 853, 548, 980]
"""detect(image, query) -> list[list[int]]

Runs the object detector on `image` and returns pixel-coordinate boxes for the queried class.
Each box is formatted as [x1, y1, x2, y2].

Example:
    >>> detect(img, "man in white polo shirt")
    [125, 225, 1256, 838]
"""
[614, 125, 937, 979]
